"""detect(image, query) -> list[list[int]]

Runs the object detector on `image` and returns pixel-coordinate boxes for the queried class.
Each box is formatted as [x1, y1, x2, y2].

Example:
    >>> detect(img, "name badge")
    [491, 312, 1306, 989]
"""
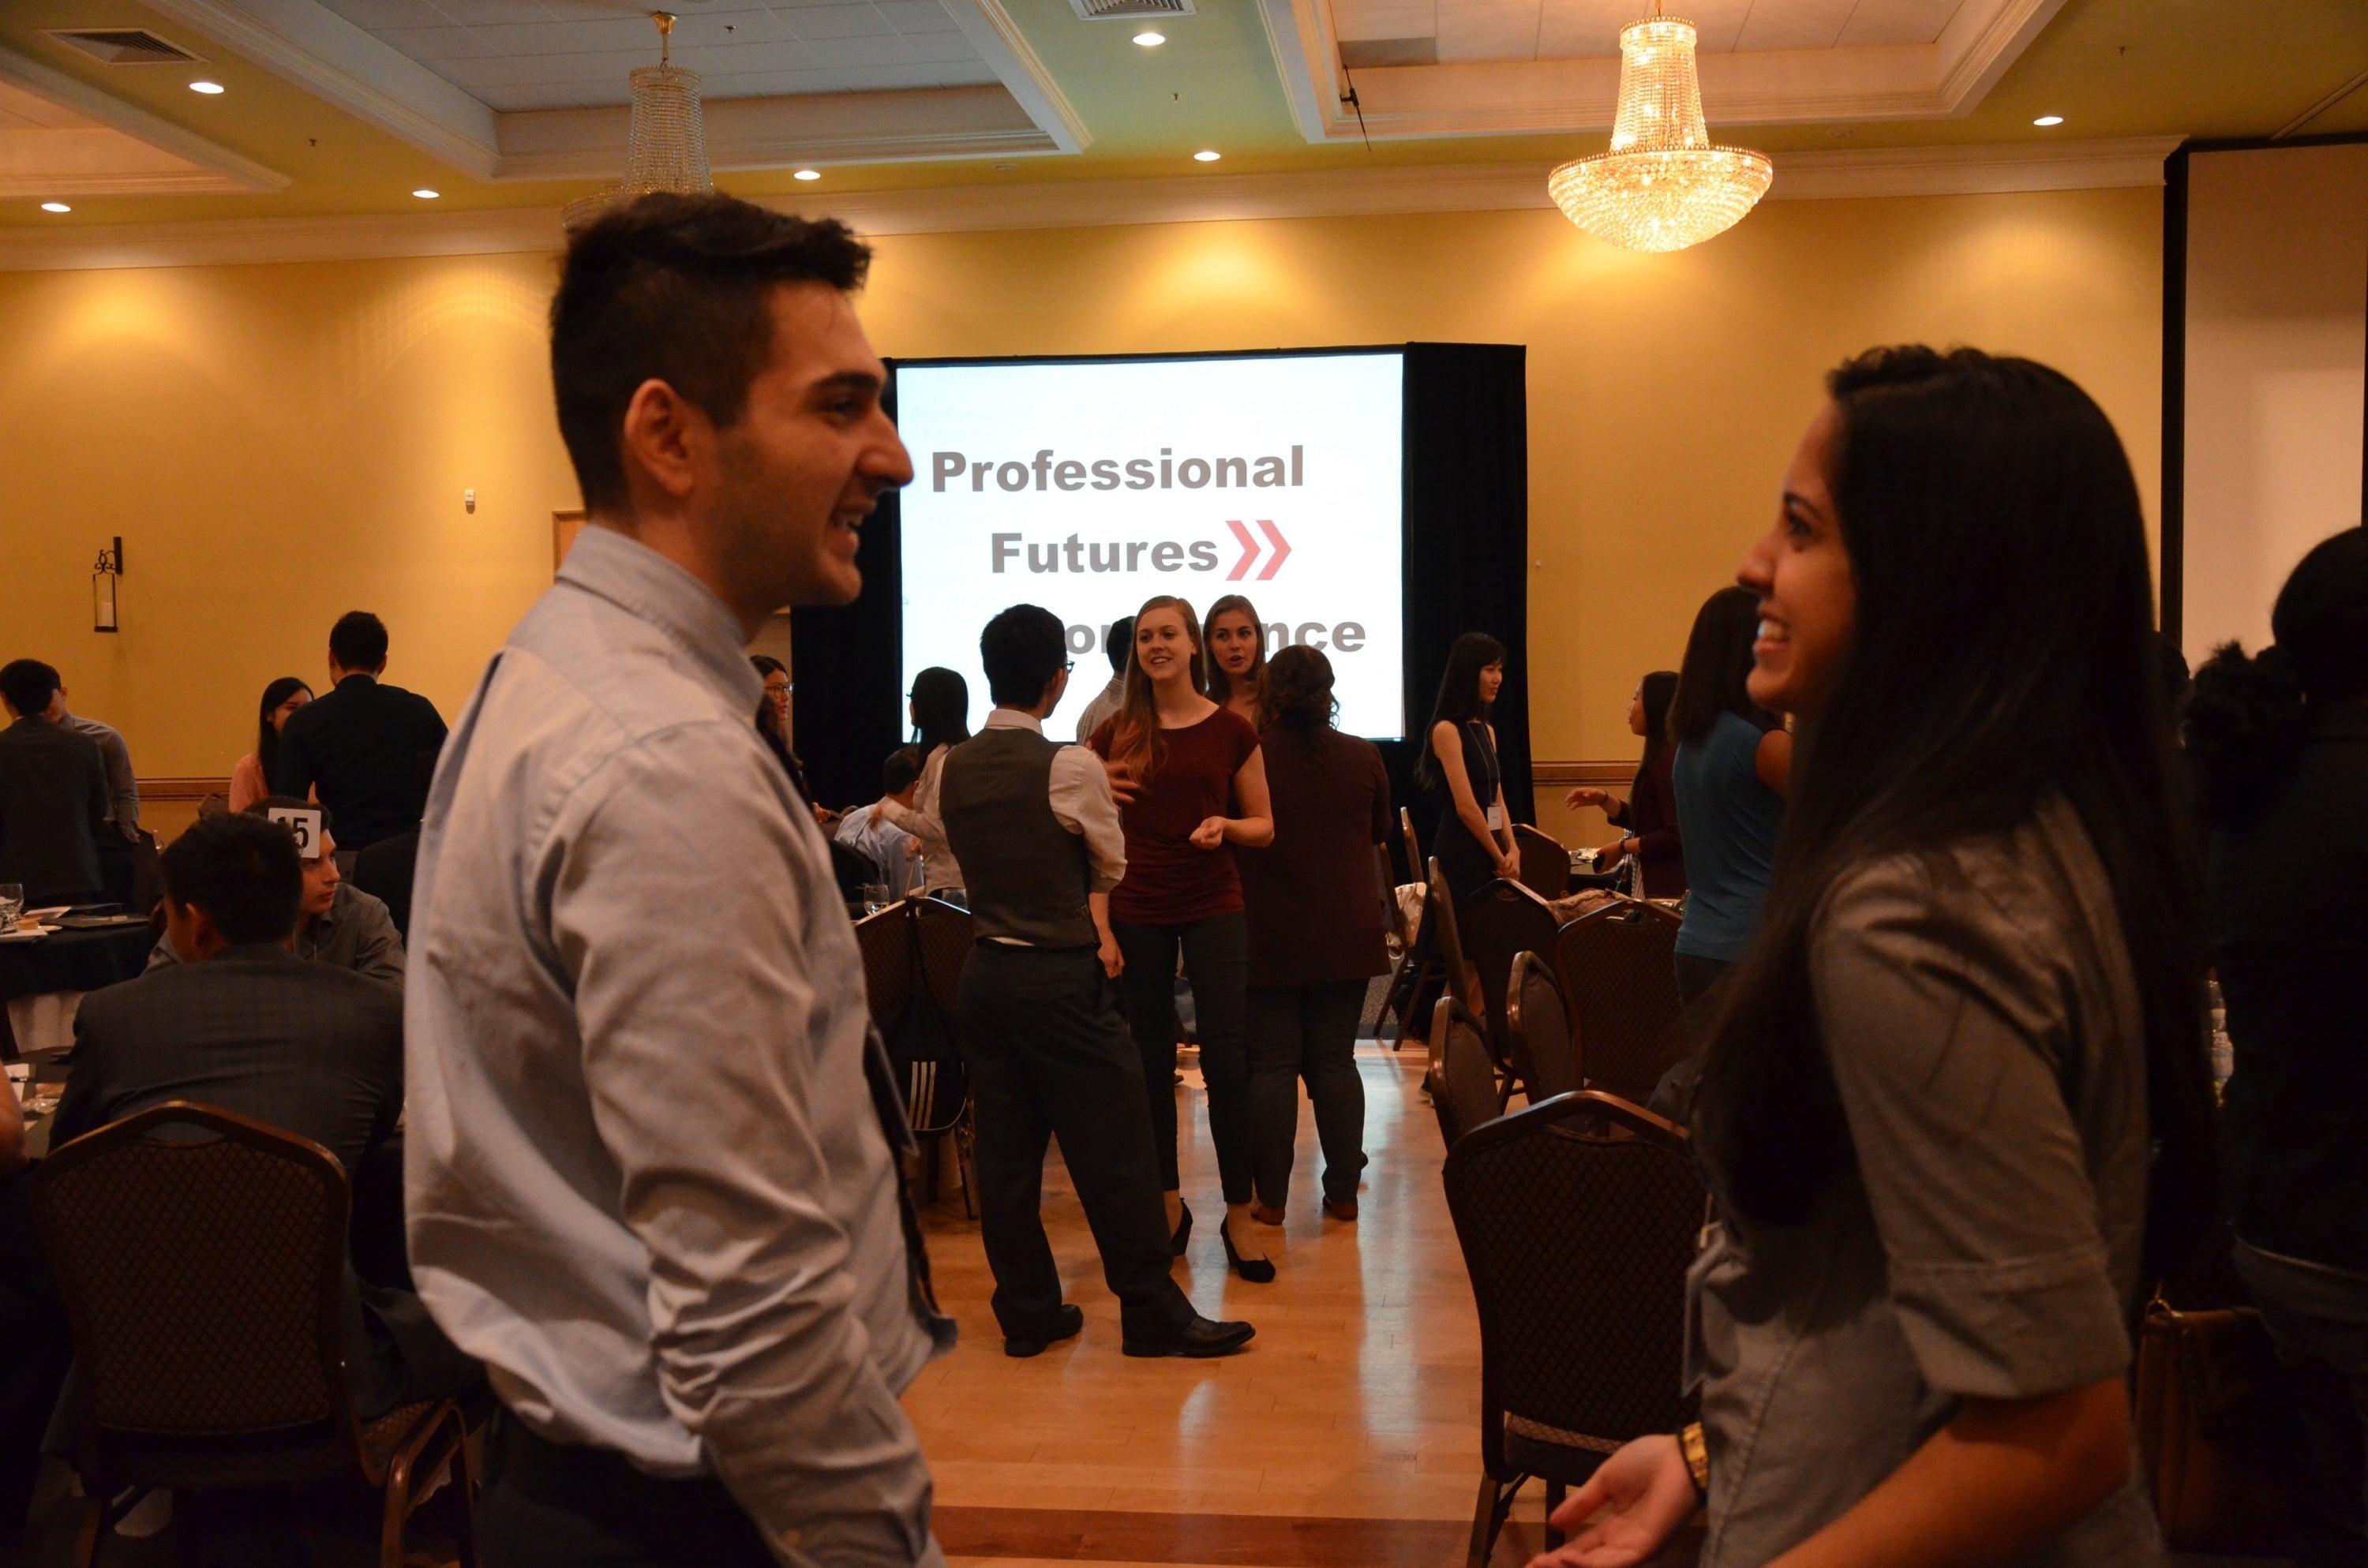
[268, 806, 327, 860]
[1485, 804, 1504, 831]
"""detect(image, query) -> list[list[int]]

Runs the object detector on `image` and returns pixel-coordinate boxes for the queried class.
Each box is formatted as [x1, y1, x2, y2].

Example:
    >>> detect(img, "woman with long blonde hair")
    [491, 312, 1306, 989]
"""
[1204, 594, 1268, 726]
[1089, 595, 1278, 1281]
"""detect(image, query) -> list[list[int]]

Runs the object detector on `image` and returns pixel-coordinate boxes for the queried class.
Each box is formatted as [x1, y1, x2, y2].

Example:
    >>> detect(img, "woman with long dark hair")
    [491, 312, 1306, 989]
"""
[2187, 528, 2368, 1568]
[230, 676, 313, 812]
[1204, 594, 1268, 725]
[1089, 595, 1276, 1281]
[1238, 646, 1390, 1226]
[1415, 631, 1516, 900]
[1667, 587, 1789, 1005]
[879, 665, 972, 894]
[1564, 670, 1684, 898]
[1531, 347, 2215, 1568]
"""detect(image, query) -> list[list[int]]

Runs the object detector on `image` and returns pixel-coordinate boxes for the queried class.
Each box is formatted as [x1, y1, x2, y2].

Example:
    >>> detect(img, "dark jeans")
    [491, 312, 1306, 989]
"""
[1654, 953, 1733, 1122]
[1245, 981, 1369, 1210]
[478, 1415, 774, 1568]
[955, 942, 1194, 1342]
[2233, 1238, 2368, 1568]
[1114, 914, 1250, 1204]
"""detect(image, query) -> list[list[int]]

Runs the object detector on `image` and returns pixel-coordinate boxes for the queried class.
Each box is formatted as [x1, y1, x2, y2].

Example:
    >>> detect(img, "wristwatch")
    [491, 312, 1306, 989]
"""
[1678, 1422, 1710, 1500]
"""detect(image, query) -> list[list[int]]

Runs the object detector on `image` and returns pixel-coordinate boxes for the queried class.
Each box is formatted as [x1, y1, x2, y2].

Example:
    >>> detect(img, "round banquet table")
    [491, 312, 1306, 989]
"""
[1, 923, 156, 1056]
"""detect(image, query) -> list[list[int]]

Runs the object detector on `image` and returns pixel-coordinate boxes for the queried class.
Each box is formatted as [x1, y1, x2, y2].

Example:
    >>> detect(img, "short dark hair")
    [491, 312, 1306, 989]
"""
[329, 612, 389, 671]
[1104, 615, 1135, 674]
[882, 745, 922, 795]
[551, 193, 874, 515]
[0, 659, 59, 716]
[159, 814, 303, 945]
[980, 604, 1068, 708]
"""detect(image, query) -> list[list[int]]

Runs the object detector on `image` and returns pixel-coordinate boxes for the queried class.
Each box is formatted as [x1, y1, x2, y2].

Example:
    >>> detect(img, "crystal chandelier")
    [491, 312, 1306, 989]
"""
[562, 13, 715, 233]
[1546, 6, 1772, 253]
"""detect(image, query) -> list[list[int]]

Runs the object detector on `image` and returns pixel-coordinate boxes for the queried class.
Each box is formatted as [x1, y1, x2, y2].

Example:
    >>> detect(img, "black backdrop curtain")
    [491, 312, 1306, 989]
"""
[1384, 342, 1531, 881]
[792, 346, 1534, 855]
[790, 370, 905, 809]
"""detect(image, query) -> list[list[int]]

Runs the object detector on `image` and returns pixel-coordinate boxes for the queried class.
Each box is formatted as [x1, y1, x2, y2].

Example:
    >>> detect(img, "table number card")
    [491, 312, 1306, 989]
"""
[268, 806, 327, 860]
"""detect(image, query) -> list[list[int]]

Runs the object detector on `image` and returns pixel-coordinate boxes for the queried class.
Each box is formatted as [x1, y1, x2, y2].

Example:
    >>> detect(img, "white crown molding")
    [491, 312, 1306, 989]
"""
[0, 138, 2177, 273]
[141, 0, 499, 178]
[0, 43, 287, 193]
[939, 0, 1092, 155]
[0, 126, 257, 197]
[1260, 0, 2071, 143]
[494, 86, 1061, 181]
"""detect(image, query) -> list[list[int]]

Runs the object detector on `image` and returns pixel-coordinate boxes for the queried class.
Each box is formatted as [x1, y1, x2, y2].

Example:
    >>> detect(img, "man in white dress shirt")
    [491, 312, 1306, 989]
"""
[404, 193, 946, 1568]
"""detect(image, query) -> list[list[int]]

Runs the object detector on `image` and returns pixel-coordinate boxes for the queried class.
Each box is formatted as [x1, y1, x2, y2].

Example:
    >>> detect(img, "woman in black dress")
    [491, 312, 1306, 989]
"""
[1415, 632, 1516, 900]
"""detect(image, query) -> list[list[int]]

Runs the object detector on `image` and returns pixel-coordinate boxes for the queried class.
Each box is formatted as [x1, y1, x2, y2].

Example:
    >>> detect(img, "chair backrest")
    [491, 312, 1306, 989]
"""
[29, 1102, 355, 1442]
[1552, 900, 1688, 1103]
[827, 840, 877, 904]
[1504, 951, 1579, 1103]
[1444, 1091, 1702, 1481]
[1459, 878, 1561, 1061]
[912, 896, 974, 1012]
[1512, 824, 1570, 900]
[1399, 806, 1422, 888]
[852, 903, 915, 1022]
[1426, 858, 1482, 1016]
[1427, 994, 1502, 1150]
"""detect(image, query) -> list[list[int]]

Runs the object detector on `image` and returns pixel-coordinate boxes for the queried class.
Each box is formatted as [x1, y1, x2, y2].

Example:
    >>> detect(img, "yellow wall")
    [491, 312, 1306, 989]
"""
[0, 185, 2162, 786]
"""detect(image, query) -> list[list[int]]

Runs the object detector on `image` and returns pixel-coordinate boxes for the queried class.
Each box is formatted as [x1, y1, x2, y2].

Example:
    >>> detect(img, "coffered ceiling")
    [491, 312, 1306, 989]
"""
[0, 0, 2362, 230]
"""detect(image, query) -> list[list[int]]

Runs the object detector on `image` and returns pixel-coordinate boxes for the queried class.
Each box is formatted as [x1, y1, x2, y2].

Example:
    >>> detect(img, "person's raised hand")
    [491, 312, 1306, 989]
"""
[1525, 1434, 1695, 1568]
[1190, 816, 1227, 850]
[1564, 786, 1611, 812]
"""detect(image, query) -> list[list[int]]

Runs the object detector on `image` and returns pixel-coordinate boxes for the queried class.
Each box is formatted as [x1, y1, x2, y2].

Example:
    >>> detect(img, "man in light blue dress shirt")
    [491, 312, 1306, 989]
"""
[404, 194, 945, 1568]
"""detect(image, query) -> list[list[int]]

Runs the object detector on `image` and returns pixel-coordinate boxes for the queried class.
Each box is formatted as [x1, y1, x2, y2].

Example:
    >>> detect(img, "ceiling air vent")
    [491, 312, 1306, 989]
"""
[44, 28, 206, 65]
[1069, 0, 1194, 20]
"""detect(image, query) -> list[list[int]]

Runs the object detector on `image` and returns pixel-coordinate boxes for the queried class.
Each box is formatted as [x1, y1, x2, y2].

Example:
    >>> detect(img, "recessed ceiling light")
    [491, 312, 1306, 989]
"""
[40, 201, 70, 214]
[793, 168, 821, 181]
[413, 189, 440, 199]
[1193, 149, 1220, 162]
[189, 79, 224, 94]
[1133, 29, 1164, 45]
[2033, 114, 2063, 126]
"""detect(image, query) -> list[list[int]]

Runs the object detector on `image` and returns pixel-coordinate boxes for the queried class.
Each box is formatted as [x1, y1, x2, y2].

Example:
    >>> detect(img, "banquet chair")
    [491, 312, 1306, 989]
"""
[1444, 1091, 1702, 1568]
[1504, 952, 1579, 1106]
[1458, 878, 1560, 1071]
[28, 1102, 474, 1568]
[1512, 825, 1571, 900]
[852, 903, 916, 1023]
[1398, 806, 1422, 889]
[1552, 900, 1688, 1105]
[910, 896, 979, 1217]
[1426, 994, 1501, 1151]
[1380, 855, 1474, 1053]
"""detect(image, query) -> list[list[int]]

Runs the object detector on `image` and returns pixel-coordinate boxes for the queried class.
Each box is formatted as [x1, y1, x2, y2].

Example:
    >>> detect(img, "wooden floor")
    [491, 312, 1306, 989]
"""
[912, 1042, 1564, 1568]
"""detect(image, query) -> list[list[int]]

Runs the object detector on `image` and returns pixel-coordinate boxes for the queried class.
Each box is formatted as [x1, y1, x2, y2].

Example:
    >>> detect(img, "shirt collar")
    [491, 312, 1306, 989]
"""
[984, 708, 1043, 735]
[557, 523, 765, 715]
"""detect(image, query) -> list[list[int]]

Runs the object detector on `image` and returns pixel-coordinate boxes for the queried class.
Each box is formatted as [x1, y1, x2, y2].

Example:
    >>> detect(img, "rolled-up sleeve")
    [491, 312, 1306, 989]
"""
[1809, 855, 2132, 1402]
[550, 724, 937, 1567]
[1047, 745, 1126, 893]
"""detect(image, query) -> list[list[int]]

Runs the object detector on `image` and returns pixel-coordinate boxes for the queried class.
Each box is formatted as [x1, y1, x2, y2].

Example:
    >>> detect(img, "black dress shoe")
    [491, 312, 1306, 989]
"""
[1169, 1200, 1193, 1258]
[1004, 1303, 1085, 1358]
[1122, 1313, 1256, 1359]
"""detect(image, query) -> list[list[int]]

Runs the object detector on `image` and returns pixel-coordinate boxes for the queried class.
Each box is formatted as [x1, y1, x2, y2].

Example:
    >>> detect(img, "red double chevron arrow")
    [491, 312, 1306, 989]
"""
[1224, 519, 1292, 582]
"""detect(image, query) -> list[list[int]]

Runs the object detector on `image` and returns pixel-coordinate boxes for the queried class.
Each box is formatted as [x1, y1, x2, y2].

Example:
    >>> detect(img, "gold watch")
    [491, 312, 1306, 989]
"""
[1678, 1422, 1710, 1499]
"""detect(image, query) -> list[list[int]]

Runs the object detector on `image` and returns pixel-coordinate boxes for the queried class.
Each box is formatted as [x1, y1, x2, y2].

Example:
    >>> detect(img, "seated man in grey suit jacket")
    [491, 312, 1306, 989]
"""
[52, 812, 476, 1419]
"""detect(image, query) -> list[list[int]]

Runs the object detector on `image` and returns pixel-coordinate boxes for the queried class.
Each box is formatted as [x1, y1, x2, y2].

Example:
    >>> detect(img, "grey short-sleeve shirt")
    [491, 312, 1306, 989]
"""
[1690, 795, 2164, 1567]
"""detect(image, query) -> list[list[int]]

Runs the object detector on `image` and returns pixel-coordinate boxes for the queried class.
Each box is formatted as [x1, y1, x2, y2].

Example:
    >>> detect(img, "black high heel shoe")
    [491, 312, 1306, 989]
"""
[1220, 1218, 1276, 1284]
[1170, 1201, 1193, 1258]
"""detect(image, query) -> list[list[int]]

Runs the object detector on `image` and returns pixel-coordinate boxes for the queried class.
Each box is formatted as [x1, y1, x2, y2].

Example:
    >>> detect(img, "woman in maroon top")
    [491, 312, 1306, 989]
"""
[1091, 595, 1276, 1281]
[1564, 670, 1686, 898]
[1238, 647, 1391, 1226]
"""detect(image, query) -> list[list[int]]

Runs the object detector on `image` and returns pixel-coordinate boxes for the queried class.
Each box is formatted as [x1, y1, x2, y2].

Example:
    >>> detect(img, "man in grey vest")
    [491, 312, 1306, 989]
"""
[941, 604, 1255, 1360]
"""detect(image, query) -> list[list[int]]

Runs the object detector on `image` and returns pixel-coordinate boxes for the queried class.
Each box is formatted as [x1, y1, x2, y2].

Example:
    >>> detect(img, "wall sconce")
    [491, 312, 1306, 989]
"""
[93, 537, 122, 634]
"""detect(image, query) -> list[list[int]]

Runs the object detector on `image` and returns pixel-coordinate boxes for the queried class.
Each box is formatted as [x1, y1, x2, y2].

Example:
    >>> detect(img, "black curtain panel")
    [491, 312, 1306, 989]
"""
[1384, 342, 1532, 878]
[791, 372, 905, 810]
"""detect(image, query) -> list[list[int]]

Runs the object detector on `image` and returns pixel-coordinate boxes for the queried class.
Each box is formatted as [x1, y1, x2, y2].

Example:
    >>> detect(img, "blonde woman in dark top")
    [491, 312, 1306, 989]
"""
[1204, 594, 1268, 726]
[1238, 646, 1391, 1224]
[1091, 595, 1276, 1281]
[1532, 347, 2214, 1568]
